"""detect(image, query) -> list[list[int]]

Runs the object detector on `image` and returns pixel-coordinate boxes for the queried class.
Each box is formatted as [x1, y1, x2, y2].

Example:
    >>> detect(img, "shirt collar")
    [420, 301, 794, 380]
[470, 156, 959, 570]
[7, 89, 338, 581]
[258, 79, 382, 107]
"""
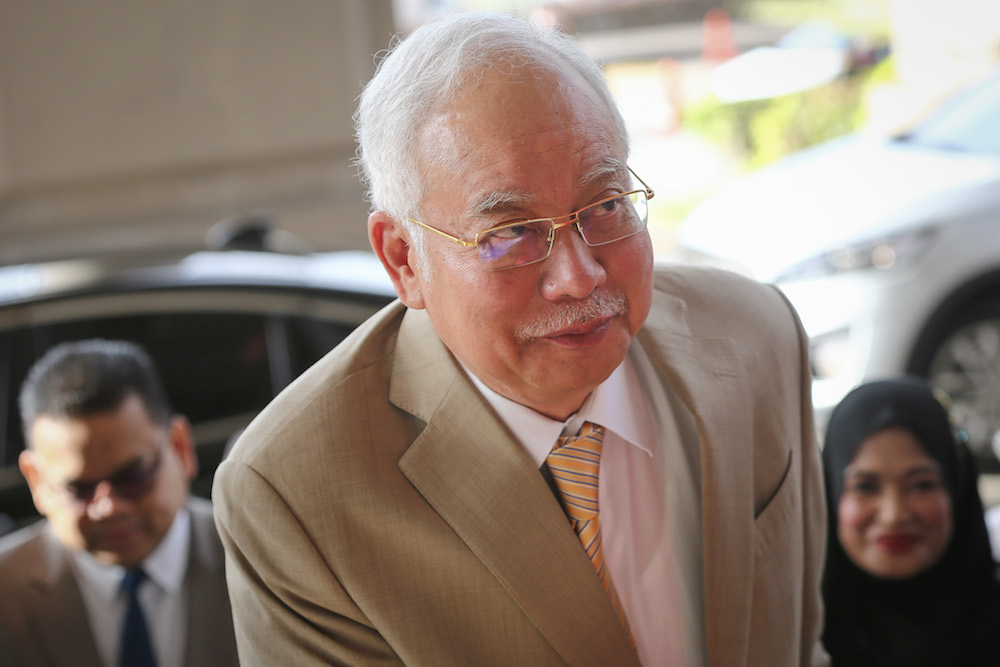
[581, 344, 656, 459]
[144, 506, 190, 593]
[463, 341, 657, 467]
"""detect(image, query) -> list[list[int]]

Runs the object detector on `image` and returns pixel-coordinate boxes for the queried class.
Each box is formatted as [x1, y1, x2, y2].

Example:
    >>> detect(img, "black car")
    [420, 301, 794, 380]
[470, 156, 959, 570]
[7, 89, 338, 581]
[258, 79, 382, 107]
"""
[0, 242, 396, 533]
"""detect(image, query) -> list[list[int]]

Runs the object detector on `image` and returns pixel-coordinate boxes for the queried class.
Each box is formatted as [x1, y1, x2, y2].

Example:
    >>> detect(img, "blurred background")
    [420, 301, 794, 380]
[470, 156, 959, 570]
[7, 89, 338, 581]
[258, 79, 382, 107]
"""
[2, 0, 999, 530]
[4, 0, 994, 261]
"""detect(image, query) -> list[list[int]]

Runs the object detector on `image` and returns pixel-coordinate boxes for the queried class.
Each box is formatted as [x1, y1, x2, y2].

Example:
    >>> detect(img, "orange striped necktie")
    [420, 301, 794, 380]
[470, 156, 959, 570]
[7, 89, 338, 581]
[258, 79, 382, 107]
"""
[546, 422, 634, 641]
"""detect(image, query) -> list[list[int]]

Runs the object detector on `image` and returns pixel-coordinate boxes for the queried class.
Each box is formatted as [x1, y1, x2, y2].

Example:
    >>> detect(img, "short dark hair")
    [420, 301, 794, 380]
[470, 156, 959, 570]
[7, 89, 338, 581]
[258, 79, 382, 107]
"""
[19, 339, 173, 445]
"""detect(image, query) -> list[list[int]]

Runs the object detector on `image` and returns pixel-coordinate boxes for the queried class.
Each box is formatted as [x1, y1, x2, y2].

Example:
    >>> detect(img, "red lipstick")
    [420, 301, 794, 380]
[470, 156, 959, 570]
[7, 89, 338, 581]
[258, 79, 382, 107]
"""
[876, 534, 919, 554]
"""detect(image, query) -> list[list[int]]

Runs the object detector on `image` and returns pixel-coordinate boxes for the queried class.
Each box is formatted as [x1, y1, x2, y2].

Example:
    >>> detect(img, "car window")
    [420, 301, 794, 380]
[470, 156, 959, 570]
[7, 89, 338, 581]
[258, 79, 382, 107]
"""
[905, 67, 1000, 154]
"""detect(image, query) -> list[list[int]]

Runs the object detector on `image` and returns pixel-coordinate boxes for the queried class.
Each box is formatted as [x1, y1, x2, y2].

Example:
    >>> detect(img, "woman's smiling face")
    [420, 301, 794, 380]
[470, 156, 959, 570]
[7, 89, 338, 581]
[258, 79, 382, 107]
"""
[837, 426, 953, 579]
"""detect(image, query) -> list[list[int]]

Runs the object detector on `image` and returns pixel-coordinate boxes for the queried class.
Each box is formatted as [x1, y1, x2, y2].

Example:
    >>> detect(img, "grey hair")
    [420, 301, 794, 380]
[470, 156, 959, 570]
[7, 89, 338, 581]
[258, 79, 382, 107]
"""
[353, 11, 629, 226]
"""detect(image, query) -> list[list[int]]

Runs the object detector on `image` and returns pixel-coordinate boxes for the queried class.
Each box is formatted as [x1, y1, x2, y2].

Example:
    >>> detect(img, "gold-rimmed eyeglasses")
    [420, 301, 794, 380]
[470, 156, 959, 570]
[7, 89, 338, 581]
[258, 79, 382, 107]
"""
[407, 167, 655, 271]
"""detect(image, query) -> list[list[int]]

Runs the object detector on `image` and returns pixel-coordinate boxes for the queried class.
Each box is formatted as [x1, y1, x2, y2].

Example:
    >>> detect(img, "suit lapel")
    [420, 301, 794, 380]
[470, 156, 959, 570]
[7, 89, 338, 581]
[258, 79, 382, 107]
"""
[638, 284, 754, 667]
[393, 309, 639, 665]
[183, 501, 237, 667]
[24, 526, 103, 667]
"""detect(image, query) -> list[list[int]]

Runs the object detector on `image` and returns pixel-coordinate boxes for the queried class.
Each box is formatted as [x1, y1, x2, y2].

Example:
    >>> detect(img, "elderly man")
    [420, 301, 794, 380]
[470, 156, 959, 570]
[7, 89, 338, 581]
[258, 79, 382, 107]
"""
[214, 12, 828, 667]
[0, 339, 238, 667]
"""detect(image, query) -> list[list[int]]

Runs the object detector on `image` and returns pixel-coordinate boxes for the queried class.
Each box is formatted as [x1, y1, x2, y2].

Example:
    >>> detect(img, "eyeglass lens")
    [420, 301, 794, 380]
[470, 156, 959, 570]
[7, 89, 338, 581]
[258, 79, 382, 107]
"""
[477, 190, 648, 269]
[64, 448, 163, 504]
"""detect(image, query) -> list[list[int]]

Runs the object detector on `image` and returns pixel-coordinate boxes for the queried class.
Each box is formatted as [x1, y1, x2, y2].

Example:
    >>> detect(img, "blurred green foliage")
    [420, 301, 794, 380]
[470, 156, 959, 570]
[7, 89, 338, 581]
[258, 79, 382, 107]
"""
[682, 58, 894, 170]
[739, 0, 892, 42]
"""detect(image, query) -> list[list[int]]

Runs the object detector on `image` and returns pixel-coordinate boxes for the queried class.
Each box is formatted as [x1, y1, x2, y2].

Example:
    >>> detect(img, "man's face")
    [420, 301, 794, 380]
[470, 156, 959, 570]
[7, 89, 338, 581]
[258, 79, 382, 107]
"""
[400, 64, 653, 419]
[20, 394, 197, 568]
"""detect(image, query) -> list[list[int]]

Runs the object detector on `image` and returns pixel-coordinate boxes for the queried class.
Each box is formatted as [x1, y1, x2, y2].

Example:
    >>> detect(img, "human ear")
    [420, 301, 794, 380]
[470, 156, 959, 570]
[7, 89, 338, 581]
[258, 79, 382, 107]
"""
[168, 415, 198, 481]
[368, 211, 426, 309]
[18, 449, 51, 517]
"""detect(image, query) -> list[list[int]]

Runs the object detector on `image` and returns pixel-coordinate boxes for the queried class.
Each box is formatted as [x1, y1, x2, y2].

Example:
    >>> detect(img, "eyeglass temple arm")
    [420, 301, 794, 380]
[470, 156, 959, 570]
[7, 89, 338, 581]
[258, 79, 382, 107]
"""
[627, 165, 655, 199]
[406, 217, 478, 247]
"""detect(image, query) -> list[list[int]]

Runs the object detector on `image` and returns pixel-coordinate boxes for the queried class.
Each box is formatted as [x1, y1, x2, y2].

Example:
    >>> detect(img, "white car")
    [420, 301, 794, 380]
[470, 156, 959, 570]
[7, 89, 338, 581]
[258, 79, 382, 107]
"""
[676, 66, 1000, 465]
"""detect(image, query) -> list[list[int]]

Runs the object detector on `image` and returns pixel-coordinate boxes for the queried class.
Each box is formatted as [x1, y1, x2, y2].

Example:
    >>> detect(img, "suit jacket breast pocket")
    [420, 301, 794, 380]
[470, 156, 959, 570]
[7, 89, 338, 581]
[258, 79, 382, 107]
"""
[753, 448, 795, 560]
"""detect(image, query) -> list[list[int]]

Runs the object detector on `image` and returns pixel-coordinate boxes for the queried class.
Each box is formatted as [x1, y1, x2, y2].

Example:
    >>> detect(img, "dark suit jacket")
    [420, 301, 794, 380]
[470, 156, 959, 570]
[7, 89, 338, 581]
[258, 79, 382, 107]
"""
[214, 265, 830, 666]
[0, 497, 238, 667]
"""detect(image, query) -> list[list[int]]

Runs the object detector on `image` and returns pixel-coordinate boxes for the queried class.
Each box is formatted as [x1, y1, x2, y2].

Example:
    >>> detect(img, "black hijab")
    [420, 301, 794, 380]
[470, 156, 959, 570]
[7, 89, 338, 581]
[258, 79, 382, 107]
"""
[821, 377, 1000, 667]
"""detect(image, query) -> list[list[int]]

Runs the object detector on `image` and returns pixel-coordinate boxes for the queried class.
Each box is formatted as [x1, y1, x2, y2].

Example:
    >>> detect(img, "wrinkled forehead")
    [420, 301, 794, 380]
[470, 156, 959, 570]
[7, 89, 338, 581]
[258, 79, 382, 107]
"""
[415, 63, 626, 203]
[465, 158, 630, 218]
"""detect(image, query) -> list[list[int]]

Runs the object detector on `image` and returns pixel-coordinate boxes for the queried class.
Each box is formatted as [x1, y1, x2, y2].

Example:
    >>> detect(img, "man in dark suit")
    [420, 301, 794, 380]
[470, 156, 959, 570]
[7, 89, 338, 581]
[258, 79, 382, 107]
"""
[214, 11, 829, 666]
[0, 339, 238, 667]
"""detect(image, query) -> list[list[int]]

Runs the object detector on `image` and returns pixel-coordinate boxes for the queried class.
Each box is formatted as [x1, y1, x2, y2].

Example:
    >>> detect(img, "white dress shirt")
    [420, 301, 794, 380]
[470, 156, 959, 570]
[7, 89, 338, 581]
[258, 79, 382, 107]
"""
[465, 341, 706, 667]
[71, 507, 191, 667]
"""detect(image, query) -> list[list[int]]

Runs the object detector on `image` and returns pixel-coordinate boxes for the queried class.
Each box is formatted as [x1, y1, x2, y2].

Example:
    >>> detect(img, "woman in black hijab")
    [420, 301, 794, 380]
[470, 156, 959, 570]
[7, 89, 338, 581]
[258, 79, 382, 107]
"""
[821, 376, 1000, 666]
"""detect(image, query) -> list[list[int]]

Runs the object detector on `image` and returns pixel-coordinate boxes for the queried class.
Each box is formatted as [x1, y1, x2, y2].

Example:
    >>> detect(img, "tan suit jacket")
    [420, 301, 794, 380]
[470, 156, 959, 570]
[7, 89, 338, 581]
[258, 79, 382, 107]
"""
[214, 265, 829, 666]
[0, 497, 239, 667]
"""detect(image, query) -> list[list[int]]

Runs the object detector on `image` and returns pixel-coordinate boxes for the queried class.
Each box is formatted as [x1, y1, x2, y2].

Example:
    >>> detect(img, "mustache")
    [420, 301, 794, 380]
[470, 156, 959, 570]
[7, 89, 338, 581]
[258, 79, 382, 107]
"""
[515, 291, 628, 343]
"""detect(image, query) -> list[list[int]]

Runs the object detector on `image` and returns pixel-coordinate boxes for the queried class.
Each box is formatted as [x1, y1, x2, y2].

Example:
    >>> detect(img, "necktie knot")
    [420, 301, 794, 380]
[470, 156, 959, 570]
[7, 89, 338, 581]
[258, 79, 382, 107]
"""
[548, 422, 605, 523]
[121, 569, 147, 595]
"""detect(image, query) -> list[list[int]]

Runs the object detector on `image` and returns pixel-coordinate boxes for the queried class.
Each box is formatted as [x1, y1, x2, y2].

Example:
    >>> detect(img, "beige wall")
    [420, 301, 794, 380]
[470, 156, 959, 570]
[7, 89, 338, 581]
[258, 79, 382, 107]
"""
[0, 0, 395, 263]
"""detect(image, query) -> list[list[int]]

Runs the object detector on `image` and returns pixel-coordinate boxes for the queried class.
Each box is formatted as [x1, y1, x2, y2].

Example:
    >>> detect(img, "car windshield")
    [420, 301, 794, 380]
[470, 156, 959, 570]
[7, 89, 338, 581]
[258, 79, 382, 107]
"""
[900, 67, 1000, 154]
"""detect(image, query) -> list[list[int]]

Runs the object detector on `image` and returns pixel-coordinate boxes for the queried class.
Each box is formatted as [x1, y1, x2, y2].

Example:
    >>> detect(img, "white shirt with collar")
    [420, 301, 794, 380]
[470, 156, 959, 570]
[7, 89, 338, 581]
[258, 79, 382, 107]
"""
[465, 340, 705, 667]
[71, 507, 191, 667]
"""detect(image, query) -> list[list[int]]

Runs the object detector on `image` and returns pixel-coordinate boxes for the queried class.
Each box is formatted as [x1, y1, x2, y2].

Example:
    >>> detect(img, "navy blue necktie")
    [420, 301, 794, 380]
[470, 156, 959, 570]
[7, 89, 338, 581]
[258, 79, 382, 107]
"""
[120, 569, 157, 667]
